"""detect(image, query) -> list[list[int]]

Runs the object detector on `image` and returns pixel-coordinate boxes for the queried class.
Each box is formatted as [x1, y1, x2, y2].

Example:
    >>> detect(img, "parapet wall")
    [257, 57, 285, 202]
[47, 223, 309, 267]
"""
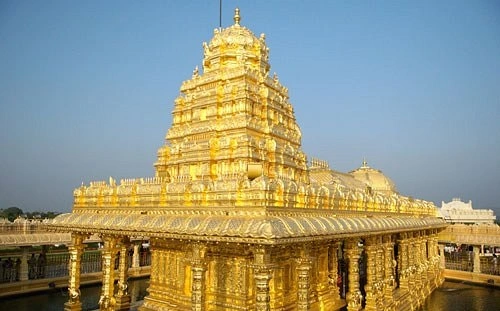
[72, 175, 437, 216]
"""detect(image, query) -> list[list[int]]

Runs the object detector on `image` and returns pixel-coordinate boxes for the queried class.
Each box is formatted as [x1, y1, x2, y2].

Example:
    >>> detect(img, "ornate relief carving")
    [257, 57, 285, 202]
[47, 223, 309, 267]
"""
[48, 7, 446, 311]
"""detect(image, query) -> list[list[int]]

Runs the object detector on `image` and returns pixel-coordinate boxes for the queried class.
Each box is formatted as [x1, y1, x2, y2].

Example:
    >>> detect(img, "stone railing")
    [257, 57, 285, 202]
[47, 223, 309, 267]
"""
[0, 218, 49, 235]
[439, 223, 500, 245]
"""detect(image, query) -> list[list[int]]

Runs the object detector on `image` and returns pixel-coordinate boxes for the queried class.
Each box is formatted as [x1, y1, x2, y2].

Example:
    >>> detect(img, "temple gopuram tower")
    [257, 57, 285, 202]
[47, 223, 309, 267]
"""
[49, 9, 447, 311]
[155, 8, 307, 186]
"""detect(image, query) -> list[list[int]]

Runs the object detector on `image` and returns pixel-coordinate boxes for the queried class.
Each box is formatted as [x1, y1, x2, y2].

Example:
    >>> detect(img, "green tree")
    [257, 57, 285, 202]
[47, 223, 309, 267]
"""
[0, 207, 24, 221]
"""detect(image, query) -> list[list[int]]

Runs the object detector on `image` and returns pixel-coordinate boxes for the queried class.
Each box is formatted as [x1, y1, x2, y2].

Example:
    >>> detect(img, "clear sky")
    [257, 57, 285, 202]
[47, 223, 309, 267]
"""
[1, 1, 499, 216]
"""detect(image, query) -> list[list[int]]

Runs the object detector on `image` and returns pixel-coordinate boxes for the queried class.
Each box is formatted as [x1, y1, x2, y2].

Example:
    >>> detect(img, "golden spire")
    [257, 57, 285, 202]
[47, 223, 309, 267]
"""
[234, 8, 241, 25]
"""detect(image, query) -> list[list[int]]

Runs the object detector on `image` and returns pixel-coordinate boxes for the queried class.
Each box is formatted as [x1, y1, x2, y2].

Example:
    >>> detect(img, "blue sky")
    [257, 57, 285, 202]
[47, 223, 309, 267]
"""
[1, 1, 499, 215]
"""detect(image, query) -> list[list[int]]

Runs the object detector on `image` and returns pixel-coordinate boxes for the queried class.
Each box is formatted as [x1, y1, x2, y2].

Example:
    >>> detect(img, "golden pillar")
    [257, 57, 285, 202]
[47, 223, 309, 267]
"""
[375, 236, 385, 310]
[296, 246, 312, 311]
[253, 247, 272, 311]
[99, 235, 118, 311]
[420, 234, 429, 285]
[132, 242, 141, 268]
[328, 242, 341, 302]
[190, 243, 207, 311]
[406, 233, 417, 297]
[397, 233, 409, 290]
[382, 235, 395, 308]
[438, 244, 445, 269]
[438, 243, 446, 284]
[430, 233, 441, 277]
[413, 234, 422, 285]
[65, 233, 86, 311]
[363, 236, 377, 311]
[155, 248, 164, 285]
[345, 239, 362, 311]
[413, 234, 424, 302]
[115, 237, 131, 311]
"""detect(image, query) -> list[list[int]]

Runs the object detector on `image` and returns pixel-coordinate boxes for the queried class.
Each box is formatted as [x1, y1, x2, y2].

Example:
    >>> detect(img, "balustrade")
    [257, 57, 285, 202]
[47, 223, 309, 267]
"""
[0, 244, 151, 285]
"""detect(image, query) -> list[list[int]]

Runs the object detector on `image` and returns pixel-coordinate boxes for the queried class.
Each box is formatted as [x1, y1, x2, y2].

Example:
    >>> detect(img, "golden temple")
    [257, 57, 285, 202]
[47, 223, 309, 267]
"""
[48, 8, 447, 311]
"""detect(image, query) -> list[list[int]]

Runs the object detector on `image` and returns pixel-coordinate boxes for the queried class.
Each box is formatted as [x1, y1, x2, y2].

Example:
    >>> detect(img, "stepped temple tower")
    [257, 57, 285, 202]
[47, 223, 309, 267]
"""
[49, 9, 447, 311]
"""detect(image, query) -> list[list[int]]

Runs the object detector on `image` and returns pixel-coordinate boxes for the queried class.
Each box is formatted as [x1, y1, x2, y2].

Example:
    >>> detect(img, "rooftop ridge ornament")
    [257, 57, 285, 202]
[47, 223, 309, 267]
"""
[234, 7, 241, 25]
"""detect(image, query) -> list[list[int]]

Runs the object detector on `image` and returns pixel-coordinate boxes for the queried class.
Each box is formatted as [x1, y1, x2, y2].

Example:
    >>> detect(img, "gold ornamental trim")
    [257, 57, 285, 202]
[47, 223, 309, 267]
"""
[0, 233, 71, 247]
[48, 212, 446, 244]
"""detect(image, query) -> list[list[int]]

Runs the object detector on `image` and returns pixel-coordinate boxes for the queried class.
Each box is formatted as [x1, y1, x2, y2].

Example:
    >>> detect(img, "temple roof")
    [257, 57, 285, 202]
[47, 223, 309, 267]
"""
[49, 212, 445, 244]
[310, 168, 368, 191]
[45, 8, 441, 244]
[0, 233, 72, 247]
[202, 8, 270, 75]
[349, 160, 398, 194]
[208, 8, 261, 49]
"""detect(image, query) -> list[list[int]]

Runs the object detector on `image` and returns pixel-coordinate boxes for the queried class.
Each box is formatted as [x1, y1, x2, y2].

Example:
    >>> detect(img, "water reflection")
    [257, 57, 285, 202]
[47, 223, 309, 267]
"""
[1, 279, 499, 311]
[419, 281, 500, 311]
[0, 277, 149, 311]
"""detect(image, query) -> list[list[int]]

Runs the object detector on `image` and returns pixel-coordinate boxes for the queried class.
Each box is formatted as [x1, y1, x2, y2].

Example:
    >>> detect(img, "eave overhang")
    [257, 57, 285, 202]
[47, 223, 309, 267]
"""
[47, 212, 447, 245]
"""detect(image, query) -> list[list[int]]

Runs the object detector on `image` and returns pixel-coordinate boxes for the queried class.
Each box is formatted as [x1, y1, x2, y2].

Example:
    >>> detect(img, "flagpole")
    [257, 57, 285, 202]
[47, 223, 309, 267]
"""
[219, 0, 222, 29]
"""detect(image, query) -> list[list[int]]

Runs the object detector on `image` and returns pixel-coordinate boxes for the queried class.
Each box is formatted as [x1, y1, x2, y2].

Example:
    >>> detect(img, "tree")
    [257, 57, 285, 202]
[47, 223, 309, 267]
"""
[0, 207, 24, 221]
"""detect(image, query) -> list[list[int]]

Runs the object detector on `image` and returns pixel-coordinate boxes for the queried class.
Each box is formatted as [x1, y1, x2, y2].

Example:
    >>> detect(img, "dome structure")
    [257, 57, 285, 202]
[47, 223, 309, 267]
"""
[202, 8, 270, 75]
[349, 160, 398, 194]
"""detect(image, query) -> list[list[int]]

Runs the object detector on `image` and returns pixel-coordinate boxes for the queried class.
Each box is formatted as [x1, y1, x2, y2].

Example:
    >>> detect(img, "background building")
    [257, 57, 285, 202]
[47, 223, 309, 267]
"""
[438, 198, 496, 224]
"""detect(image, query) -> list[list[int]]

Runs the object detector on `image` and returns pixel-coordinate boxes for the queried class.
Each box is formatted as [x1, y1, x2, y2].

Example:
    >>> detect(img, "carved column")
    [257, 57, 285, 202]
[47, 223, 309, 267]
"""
[375, 236, 385, 310]
[406, 233, 417, 296]
[413, 234, 423, 288]
[421, 235, 429, 286]
[328, 242, 341, 301]
[19, 246, 29, 281]
[473, 245, 481, 273]
[431, 233, 440, 276]
[363, 237, 377, 311]
[382, 235, 395, 306]
[191, 243, 207, 311]
[115, 237, 131, 311]
[426, 233, 436, 293]
[132, 242, 141, 268]
[99, 235, 118, 311]
[426, 232, 437, 289]
[253, 247, 272, 311]
[296, 246, 312, 311]
[397, 233, 409, 290]
[415, 234, 425, 302]
[438, 244, 445, 269]
[64, 233, 86, 311]
[345, 239, 362, 311]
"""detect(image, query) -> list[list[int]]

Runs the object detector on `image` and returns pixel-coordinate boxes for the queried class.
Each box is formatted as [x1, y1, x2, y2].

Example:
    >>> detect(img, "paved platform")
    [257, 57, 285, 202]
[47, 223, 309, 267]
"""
[444, 269, 500, 288]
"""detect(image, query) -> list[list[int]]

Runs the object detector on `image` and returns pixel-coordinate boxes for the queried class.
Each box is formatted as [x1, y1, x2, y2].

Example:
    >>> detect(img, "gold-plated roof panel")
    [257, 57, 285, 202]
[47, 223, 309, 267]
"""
[49, 212, 445, 242]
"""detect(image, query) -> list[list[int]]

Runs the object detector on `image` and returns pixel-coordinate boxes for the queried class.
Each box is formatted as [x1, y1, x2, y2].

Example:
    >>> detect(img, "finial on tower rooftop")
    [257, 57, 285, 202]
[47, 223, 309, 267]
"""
[234, 8, 241, 25]
[362, 158, 368, 168]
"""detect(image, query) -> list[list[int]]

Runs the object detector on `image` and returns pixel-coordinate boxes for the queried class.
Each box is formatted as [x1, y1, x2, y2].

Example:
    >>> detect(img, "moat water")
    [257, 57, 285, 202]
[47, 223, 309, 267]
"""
[0, 279, 499, 311]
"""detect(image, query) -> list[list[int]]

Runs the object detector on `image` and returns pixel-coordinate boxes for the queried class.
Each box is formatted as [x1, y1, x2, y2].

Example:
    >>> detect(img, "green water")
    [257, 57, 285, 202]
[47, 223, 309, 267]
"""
[0, 278, 148, 311]
[419, 281, 500, 311]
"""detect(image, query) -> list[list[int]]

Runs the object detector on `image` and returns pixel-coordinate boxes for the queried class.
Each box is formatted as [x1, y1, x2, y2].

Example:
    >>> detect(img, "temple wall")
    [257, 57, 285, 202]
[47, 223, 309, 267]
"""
[72, 178, 436, 217]
[135, 230, 442, 311]
[142, 239, 191, 310]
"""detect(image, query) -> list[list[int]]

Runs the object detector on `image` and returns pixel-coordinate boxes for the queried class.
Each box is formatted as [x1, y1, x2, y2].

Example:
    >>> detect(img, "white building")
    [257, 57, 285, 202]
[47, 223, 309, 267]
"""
[438, 198, 496, 224]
